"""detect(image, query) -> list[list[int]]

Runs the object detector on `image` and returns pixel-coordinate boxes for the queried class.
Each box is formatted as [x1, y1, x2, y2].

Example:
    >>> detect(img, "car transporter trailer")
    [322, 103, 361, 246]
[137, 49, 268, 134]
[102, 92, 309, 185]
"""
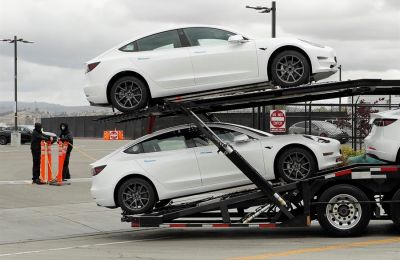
[99, 78, 400, 236]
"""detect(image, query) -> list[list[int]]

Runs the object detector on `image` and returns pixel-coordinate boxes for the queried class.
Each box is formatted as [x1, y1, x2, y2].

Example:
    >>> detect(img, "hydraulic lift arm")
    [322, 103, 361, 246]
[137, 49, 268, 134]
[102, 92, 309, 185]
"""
[180, 105, 294, 219]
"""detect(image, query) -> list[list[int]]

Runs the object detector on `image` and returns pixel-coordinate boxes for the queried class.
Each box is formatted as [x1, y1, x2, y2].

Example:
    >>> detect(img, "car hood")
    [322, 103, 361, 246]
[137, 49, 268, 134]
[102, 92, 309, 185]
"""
[262, 134, 339, 145]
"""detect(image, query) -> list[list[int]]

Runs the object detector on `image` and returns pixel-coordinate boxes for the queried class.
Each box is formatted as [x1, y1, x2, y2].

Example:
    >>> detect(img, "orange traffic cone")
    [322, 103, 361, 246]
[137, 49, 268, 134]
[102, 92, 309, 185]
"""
[50, 141, 70, 186]
[47, 141, 53, 181]
[40, 141, 46, 182]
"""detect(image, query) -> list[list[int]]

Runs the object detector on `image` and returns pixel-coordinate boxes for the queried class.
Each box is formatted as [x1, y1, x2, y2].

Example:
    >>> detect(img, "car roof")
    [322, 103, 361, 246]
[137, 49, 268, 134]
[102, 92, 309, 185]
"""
[132, 122, 271, 144]
[89, 25, 252, 61]
[124, 24, 251, 45]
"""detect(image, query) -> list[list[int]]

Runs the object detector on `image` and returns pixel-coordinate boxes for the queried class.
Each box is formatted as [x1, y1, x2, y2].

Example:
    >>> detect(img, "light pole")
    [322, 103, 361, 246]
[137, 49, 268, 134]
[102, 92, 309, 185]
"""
[338, 65, 342, 111]
[246, 1, 277, 130]
[1, 36, 34, 145]
[246, 1, 276, 38]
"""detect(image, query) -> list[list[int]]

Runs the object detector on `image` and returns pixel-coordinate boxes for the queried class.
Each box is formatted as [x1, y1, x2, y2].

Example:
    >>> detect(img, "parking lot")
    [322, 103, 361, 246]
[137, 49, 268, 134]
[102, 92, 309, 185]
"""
[0, 139, 399, 260]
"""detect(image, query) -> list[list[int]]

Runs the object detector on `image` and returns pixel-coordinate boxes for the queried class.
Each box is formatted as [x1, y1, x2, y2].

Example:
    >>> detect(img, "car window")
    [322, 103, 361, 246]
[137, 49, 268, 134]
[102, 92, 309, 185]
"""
[136, 30, 182, 52]
[183, 27, 236, 47]
[191, 127, 253, 147]
[124, 130, 188, 154]
[119, 42, 137, 52]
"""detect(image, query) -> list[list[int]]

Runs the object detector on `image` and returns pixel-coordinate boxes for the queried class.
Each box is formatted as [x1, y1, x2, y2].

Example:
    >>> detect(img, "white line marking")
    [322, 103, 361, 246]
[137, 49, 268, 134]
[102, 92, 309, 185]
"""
[0, 178, 91, 185]
[0, 236, 170, 257]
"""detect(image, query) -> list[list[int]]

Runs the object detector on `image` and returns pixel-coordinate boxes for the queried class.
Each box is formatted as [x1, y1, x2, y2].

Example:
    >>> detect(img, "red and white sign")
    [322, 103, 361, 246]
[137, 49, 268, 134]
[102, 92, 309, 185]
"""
[270, 110, 286, 133]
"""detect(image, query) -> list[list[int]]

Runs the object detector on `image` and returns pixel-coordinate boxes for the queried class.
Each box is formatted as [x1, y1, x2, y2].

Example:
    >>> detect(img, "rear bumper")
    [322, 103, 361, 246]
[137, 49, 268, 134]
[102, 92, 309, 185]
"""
[84, 84, 109, 105]
[90, 180, 116, 207]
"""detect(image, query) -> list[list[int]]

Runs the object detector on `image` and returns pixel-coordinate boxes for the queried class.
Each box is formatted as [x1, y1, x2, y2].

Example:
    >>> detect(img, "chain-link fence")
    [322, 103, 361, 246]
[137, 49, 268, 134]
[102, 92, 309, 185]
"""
[42, 99, 398, 151]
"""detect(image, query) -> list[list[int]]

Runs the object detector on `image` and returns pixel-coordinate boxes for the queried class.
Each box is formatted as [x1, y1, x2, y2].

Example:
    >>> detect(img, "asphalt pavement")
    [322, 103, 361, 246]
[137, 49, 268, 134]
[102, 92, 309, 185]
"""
[1, 139, 400, 260]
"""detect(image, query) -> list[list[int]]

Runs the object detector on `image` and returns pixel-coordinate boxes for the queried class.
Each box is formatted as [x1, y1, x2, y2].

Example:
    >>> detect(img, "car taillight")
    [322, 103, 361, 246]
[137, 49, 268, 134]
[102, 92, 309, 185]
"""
[86, 62, 100, 73]
[92, 165, 106, 176]
[373, 118, 397, 127]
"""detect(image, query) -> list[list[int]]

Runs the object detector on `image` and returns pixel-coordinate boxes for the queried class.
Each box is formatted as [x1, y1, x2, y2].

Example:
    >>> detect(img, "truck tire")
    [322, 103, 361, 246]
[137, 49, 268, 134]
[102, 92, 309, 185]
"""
[316, 184, 371, 236]
[117, 177, 156, 215]
[390, 188, 400, 231]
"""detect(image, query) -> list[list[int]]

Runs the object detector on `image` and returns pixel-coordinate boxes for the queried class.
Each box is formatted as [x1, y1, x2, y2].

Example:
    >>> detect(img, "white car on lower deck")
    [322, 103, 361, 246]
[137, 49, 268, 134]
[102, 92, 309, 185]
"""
[365, 109, 400, 163]
[84, 25, 337, 112]
[90, 123, 341, 214]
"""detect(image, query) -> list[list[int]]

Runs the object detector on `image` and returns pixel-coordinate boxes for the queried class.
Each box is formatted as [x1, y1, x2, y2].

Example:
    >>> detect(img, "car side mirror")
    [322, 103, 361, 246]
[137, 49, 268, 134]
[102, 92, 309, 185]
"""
[233, 134, 250, 143]
[228, 35, 247, 44]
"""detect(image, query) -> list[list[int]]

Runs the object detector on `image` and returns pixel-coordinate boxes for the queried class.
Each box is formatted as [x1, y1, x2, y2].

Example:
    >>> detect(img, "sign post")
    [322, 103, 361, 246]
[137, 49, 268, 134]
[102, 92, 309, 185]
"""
[270, 110, 286, 133]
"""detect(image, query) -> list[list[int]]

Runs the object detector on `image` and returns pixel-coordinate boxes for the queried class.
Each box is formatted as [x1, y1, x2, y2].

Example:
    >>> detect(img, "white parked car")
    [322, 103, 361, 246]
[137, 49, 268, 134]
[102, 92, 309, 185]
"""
[90, 123, 341, 214]
[365, 109, 400, 163]
[84, 25, 337, 112]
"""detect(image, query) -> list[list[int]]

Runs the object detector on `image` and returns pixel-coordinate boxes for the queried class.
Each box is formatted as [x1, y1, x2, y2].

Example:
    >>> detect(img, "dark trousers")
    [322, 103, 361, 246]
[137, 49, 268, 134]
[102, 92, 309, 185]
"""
[63, 152, 71, 179]
[32, 151, 41, 180]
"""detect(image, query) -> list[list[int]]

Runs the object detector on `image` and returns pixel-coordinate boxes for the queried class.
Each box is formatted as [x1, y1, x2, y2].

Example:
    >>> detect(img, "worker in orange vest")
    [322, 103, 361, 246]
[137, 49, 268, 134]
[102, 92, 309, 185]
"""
[31, 123, 52, 184]
[59, 123, 73, 181]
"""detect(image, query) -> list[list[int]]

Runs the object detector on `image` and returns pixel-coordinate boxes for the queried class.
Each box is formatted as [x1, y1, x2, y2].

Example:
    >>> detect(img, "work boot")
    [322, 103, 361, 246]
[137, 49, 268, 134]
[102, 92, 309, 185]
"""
[32, 179, 46, 185]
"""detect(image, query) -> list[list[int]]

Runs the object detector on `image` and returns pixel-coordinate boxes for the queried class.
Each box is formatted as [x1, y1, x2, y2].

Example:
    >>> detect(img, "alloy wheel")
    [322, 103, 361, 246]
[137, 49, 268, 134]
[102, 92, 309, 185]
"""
[275, 55, 305, 84]
[122, 183, 150, 210]
[325, 194, 362, 230]
[114, 80, 143, 110]
[282, 152, 311, 181]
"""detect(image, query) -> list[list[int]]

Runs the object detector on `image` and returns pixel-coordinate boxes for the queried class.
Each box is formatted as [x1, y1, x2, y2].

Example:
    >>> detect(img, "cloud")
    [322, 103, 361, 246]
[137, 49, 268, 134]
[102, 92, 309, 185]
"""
[0, 0, 399, 106]
[0, 55, 86, 106]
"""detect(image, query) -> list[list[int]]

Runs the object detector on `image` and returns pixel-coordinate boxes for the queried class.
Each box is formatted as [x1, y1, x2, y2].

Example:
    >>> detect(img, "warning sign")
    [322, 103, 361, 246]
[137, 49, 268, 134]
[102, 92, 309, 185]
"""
[270, 110, 286, 133]
[103, 130, 124, 140]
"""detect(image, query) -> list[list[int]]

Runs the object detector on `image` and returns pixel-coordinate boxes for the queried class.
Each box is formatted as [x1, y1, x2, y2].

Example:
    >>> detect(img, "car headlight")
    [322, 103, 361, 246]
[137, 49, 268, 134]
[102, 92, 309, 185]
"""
[299, 39, 325, 48]
[303, 135, 330, 143]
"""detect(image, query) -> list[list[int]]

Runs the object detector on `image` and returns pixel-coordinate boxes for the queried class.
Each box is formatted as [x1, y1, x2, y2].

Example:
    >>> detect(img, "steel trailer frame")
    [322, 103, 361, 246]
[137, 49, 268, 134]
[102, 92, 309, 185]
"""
[98, 79, 400, 235]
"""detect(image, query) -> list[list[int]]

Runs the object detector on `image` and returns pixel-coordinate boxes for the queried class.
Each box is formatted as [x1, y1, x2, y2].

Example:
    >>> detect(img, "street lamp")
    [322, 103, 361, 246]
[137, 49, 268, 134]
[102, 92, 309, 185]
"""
[246, 2, 277, 130]
[1, 36, 34, 145]
[246, 1, 276, 38]
[338, 65, 342, 111]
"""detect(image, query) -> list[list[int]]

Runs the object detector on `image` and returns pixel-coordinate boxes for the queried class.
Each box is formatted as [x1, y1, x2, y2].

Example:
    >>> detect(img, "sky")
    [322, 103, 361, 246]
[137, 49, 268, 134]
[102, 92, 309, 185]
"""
[0, 0, 399, 106]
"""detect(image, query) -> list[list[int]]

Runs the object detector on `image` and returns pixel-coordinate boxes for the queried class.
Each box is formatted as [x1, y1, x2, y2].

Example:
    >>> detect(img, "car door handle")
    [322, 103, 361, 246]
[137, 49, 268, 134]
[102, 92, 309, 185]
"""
[193, 50, 207, 54]
[137, 57, 150, 60]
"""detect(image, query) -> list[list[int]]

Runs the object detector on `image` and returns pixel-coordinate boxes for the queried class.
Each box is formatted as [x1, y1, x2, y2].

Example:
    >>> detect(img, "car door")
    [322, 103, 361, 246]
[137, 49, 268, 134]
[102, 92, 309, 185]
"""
[20, 127, 31, 142]
[183, 27, 259, 86]
[134, 129, 202, 191]
[190, 127, 266, 187]
[129, 29, 195, 89]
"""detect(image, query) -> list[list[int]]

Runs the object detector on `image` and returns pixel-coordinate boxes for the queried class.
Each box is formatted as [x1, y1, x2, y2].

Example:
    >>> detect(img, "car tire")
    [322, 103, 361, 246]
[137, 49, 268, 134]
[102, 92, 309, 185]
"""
[316, 184, 371, 237]
[0, 136, 7, 145]
[110, 76, 149, 113]
[390, 189, 400, 231]
[270, 50, 310, 88]
[277, 147, 317, 182]
[117, 177, 156, 214]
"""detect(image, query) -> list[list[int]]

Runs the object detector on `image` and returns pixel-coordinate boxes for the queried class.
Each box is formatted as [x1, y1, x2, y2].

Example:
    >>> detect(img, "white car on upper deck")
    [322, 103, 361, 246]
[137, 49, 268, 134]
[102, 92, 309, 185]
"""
[84, 25, 337, 112]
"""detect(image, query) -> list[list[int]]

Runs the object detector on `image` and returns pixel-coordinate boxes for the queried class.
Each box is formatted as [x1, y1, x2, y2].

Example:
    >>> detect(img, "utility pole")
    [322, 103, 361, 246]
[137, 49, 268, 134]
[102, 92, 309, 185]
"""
[1, 36, 34, 146]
